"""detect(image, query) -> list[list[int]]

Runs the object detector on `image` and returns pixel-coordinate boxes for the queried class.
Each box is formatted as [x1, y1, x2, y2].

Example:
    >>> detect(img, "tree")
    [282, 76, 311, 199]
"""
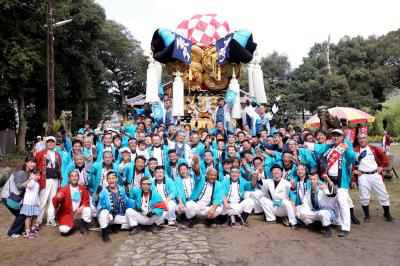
[0, 0, 46, 150]
[99, 20, 147, 118]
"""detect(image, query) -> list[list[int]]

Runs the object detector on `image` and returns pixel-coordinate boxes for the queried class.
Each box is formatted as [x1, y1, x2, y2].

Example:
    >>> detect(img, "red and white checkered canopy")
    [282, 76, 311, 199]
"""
[176, 14, 230, 47]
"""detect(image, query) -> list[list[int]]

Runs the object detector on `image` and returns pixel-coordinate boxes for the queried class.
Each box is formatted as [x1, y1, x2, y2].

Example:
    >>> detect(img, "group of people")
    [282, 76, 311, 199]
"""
[1, 97, 394, 243]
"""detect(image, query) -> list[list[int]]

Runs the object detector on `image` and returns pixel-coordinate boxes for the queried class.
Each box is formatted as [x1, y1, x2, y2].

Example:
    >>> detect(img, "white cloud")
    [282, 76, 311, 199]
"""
[96, 0, 400, 67]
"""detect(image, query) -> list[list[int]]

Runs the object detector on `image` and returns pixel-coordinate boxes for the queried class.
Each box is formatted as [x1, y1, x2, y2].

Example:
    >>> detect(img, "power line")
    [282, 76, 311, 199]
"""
[11, 0, 46, 17]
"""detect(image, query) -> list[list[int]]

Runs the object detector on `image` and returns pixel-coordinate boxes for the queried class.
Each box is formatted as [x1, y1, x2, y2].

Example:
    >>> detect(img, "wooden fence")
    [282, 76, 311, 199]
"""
[0, 129, 15, 155]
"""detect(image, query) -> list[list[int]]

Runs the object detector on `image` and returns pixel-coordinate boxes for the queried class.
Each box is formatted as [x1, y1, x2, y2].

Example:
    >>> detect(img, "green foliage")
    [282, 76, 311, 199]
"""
[99, 20, 148, 116]
[369, 93, 400, 137]
[0, 0, 147, 144]
[290, 31, 400, 114]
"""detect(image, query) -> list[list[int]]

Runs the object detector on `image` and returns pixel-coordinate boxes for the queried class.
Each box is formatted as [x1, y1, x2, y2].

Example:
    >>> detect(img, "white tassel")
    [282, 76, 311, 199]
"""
[145, 60, 160, 103]
[247, 63, 255, 98]
[172, 71, 184, 117]
[253, 63, 268, 104]
[230, 70, 242, 119]
[154, 61, 163, 86]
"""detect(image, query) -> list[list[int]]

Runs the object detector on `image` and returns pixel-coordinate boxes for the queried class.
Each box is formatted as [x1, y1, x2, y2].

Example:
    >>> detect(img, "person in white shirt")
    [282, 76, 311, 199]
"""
[297, 174, 336, 238]
[259, 164, 298, 229]
[353, 132, 392, 222]
[221, 167, 256, 226]
[184, 166, 223, 227]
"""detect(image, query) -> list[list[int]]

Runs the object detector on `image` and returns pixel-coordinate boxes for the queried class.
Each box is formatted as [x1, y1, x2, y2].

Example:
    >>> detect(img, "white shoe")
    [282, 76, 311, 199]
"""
[9, 233, 20, 238]
[167, 220, 177, 226]
[46, 221, 58, 227]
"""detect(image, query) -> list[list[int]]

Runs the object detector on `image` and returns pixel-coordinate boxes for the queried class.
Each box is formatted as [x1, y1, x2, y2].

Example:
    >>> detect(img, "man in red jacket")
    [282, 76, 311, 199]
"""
[36, 136, 62, 227]
[53, 170, 92, 235]
[353, 132, 393, 222]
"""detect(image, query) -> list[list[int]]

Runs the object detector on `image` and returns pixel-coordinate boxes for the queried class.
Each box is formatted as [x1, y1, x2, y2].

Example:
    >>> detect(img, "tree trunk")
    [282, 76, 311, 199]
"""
[119, 84, 127, 119]
[84, 99, 89, 121]
[16, 94, 27, 151]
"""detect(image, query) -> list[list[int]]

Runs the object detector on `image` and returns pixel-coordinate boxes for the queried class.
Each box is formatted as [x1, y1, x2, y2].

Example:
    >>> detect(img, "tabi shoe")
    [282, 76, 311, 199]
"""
[228, 215, 236, 227]
[383, 206, 394, 222]
[79, 220, 89, 236]
[362, 205, 371, 222]
[239, 212, 250, 227]
[221, 215, 229, 227]
[206, 218, 217, 228]
[338, 230, 349, 237]
[129, 226, 139, 235]
[168, 220, 177, 226]
[350, 208, 360, 225]
[151, 224, 162, 234]
[291, 224, 299, 230]
[102, 228, 111, 243]
[283, 217, 290, 226]
[110, 224, 120, 233]
[263, 220, 277, 225]
[323, 226, 332, 238]
[46, 220, 58, 227]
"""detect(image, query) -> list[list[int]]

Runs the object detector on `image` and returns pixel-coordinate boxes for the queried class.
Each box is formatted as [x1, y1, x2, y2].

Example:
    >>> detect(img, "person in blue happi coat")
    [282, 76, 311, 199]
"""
[175, 161, 198, 228]
[97, 171, 135, 243]
[151, 166, 177, 226]
[184, 156, 223, 227]
[221, 167, 257, 226]
[89, 151, 119, 200]
[304, 128, 359, 237]
[129, 177, 167, 234]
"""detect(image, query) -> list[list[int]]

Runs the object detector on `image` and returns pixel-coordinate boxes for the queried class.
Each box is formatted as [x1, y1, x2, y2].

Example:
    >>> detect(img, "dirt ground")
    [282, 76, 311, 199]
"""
[1, 147, 400, 265]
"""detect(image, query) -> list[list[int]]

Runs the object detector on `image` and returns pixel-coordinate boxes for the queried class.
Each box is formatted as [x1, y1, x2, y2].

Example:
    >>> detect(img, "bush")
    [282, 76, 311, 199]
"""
[368, 135, 399, 144]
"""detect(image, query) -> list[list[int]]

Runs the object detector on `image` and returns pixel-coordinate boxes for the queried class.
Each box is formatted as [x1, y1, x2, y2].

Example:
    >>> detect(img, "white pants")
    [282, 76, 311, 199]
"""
[260, 197, 297, 225]
[59, 207, 92, 234]
[221, 198, 255, 216]
[245, 189, 265, 213]
[335, 188, 351, 231]
[98, 209, 134, 229]
[184, 200, 222, 219]
[130, 209, 166, 226]
[166, 200, 177, 221]
[38, 178, 59, 224]
[298, 208, 332, 227]
[89, 195, 97, 218]
[358, 173, 390, 206]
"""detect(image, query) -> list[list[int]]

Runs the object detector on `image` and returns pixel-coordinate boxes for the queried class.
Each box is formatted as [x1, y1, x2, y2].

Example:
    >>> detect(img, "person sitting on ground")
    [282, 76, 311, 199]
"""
[53, 170, 92, 236]
[97, 171, 135, 243]
[259, 164, 298, 230]
[129, 177, 167, 234]
[297, 173, 336, 238]
[221, 167, 256, 227]
[184, 161, 223, 228]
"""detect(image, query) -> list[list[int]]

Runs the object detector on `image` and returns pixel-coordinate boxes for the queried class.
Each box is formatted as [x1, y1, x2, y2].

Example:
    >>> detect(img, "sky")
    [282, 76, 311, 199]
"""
[95, 0, 400, 68]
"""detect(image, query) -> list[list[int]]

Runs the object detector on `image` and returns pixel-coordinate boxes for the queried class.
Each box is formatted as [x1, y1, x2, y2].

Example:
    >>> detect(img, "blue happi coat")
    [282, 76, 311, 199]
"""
[175, 174, 197, 205]
[97, 185, 134, 213]
[151, 177, 177, 200]
[311, 142, 357, 189]
[222, 177, 254, 200]
[130, 188, 165, 216]
[189, 175, 223, 206]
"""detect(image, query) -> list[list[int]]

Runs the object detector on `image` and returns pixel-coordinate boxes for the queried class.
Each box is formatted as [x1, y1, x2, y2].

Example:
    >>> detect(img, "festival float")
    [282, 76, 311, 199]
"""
[146, 14, 267, 129]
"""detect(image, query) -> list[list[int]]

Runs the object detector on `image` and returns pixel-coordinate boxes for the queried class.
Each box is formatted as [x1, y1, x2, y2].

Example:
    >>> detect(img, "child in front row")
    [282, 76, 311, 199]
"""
[19, 170, 41, 238]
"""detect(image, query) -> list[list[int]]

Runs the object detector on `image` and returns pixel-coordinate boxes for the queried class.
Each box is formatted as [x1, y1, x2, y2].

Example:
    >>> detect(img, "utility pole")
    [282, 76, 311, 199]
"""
[326, 35, 332, 75]
[46, 1, 72, 134]
[47, 0, 55, 134]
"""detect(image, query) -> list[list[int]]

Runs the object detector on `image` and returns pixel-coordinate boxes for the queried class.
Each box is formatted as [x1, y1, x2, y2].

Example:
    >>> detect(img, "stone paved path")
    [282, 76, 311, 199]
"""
[109, 224, 229, 266]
